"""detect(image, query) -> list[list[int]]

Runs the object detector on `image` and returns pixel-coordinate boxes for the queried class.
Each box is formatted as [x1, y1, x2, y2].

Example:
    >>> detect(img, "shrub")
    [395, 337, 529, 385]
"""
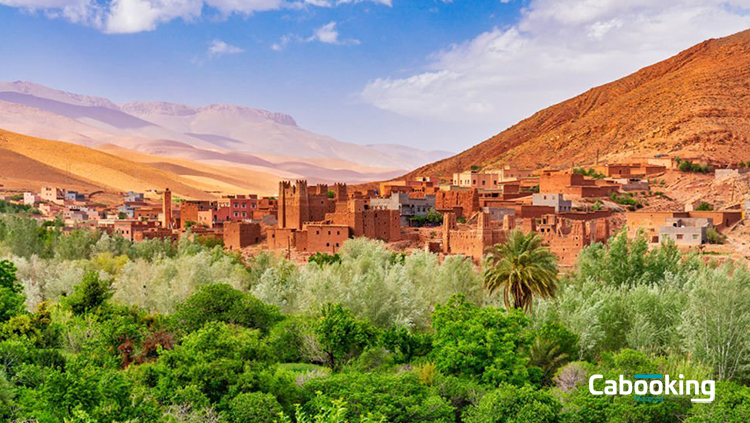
[172, 284, 281, 334]
[227, 392, 283, 423]
[462, 384, 562, 423]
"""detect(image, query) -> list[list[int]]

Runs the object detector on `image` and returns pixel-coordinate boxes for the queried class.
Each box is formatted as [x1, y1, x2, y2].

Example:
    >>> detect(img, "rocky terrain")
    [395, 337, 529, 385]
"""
[409, 28, 750, 177]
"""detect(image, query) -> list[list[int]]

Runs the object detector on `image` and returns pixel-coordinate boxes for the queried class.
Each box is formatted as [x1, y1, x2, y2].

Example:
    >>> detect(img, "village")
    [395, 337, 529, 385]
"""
[3, 156, 747, 267]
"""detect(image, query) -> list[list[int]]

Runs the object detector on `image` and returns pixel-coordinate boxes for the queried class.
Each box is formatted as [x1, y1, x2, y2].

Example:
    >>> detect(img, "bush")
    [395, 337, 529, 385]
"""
[172, 284, 282, 335]
[227, 392, 283, 423]
[462, 384, 562, 423]
[706, 227, 725, 244]
[678, 160, 712, 174]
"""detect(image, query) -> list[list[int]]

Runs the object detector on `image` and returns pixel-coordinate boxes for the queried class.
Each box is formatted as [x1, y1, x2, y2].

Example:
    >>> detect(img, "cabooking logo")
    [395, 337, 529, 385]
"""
[589, 374, 715, 403]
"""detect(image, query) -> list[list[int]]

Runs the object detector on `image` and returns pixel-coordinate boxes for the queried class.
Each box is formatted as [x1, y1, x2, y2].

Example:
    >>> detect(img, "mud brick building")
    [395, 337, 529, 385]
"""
[180, 200, 216, 229]
[441, 212, 511, 262]
[540, 172, 620, 198]
[267, 223, 349, 254]
[223, 222, 262, 251]
[626, 210, 742, 243]
[278, 180, 345, 230]
[594, 163, 666, 178]
[524, 214, 610, 266]
[435, 189, 481, 218]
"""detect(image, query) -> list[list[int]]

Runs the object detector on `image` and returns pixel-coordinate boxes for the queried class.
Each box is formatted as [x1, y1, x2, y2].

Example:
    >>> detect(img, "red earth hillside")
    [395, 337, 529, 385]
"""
[407, 28, 750, 178]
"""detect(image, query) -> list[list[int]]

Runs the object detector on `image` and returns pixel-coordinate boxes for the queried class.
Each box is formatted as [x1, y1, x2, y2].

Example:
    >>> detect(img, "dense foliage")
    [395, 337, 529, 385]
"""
[1, 216, 750, 422]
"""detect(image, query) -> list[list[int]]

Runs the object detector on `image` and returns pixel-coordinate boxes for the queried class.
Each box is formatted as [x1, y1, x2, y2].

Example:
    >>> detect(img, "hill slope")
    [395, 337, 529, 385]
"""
[0, 128, 282, 199]
[410, 28, 750, 177]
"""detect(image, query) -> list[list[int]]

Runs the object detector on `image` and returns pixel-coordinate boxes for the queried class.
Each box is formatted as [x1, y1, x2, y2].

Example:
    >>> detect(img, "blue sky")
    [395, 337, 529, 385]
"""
[2, 0, 750, 153]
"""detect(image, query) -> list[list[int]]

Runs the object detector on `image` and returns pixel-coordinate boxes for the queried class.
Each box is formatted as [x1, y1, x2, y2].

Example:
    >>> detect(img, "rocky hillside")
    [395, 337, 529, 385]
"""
[410, 28, 750, 177]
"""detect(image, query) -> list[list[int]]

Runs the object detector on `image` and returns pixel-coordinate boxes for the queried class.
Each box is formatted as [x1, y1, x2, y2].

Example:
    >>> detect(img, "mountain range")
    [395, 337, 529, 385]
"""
[0, 81, 451, 188]
[410, 28, 750, 177]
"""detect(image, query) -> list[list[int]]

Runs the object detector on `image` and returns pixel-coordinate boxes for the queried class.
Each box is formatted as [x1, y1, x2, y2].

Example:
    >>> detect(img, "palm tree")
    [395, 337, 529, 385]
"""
[483, 229, 558, 313]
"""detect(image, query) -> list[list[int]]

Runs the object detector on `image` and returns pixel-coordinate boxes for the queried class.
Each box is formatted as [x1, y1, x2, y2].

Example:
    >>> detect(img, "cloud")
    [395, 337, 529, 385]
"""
[0, 0, 387, 33]
[208, 39, 244, 56]
[361, 0, 750, 127]
[272, 21, 359, 50]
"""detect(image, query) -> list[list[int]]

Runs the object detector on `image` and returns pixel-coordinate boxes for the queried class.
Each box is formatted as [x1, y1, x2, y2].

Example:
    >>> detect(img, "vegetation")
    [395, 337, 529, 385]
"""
[0, 200, 37, 215]
[572, 167, 605, 179]
[1, 215, 750, 422]
[408, 209, 443, 227]
[694, 201, 713, 211]
[706, 227, 726, 244]
[678, 160, 713, 174]
[609, 192, 643, 211]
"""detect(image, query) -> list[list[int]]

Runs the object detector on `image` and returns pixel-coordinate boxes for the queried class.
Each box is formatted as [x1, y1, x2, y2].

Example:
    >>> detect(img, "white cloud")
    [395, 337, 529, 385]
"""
[272, 21, 359, 50]
[208, 39, 244, 56]
[0, 0, 387, 33]
[362, 0, 750, 126]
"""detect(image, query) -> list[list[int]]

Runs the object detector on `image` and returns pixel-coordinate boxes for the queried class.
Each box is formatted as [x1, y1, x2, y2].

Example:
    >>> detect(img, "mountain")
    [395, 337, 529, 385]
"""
[410, 28, 750, 177]
[0, 128, 283, 198]
[0, 81, 449, 183]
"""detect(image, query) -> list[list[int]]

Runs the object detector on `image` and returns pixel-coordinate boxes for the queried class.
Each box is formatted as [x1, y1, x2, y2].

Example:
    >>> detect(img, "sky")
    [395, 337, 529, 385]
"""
[2, 0, 750, 154]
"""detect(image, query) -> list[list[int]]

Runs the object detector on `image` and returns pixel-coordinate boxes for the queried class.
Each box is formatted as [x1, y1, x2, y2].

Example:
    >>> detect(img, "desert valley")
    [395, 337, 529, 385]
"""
[5, 30, 750, 265]
[3, 7, 750, 423]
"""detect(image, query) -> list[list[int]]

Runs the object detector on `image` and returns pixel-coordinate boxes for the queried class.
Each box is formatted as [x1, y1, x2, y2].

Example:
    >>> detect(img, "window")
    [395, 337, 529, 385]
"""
[677, 234, 684, 240]
[326, 243, 330, 247]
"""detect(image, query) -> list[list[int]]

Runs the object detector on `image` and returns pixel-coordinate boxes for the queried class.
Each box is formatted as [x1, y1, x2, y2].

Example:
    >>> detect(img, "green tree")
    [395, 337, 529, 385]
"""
[64, 271, 113, 315]
[483, 230, 558, 312]
[172, 284, 282, 334]
[0, 260, 25, 323]
[315, 303, 376, 371]
[431, 295, 531, 386]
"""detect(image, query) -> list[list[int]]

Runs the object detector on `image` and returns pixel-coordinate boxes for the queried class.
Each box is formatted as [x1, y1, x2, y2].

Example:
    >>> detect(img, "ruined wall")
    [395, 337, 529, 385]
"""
[442, 212, 506, 262]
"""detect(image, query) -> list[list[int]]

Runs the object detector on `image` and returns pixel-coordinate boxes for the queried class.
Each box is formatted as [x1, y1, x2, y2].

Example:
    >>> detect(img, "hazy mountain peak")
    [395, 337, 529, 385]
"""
[121, 101, 297, 126]
[0, 81, 120, 110]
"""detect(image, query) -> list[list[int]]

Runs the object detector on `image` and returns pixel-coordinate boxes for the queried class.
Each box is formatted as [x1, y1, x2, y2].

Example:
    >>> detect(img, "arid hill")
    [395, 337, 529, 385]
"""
[409, 28, 750, 177]
[0, 128, 283, 199]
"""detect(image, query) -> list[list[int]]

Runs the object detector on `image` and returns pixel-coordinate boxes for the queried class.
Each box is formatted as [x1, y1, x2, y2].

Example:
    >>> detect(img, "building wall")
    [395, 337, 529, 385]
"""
[442, 212, 506, 262]
[530, 215, 608, 266]
[532, 193, 572, 212]
[659, 226, 706, 246]
[540, 173, 619, 198]
[327, 199, 401, 242]
[41, 186, 65, 205]
[278, 180, 338, 230]
[299, 224, 349, 253]
[267, 227, 297, 250]
[181, 201, 215, 229]
[626, 211, 690, 242]
[223, 222, 262, 250]
[453, 172, 500, 189]
[435, 190, 480, 218]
